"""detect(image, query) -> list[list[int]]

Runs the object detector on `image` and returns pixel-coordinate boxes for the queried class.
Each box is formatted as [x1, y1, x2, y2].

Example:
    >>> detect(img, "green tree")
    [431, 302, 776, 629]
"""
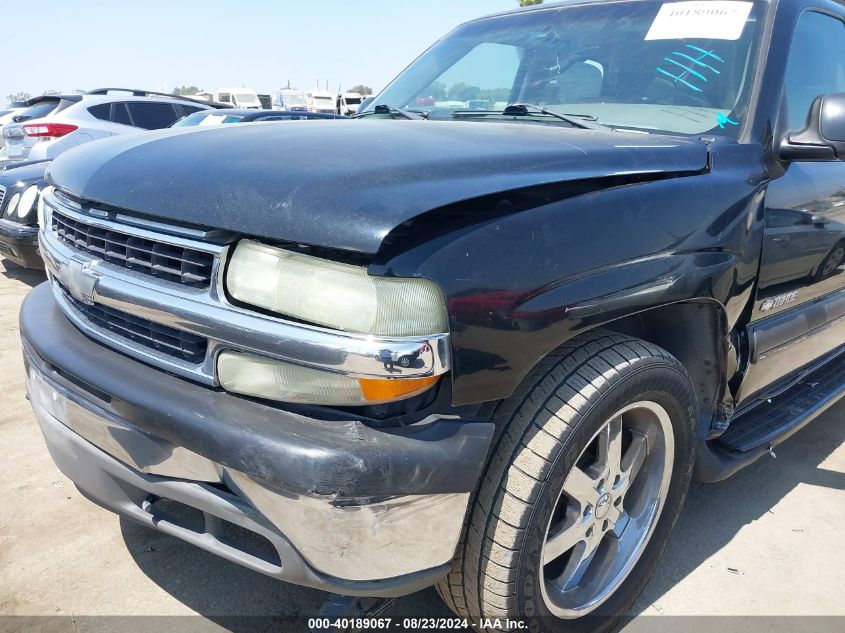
[172, 85, 204, 96]
[7, 91, 31, 105]
[518, 0, 543, 5]
[349, 84, 373, 95]
[447, 82, 482, 102]
[481, 88, 512, 103]
[428, 81, 447, 101]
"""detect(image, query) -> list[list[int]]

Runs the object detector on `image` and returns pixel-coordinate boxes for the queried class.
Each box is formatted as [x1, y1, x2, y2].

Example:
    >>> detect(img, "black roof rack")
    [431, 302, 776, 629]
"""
[85, 88, 229, 109]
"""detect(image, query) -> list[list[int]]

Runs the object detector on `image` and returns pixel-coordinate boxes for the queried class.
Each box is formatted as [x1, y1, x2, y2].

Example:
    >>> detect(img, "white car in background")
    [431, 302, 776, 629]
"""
[0, 98, 51, 154]
[1, 89, 212, 164]
[0, 104, 27, 129]
[0, 108, 23, 153]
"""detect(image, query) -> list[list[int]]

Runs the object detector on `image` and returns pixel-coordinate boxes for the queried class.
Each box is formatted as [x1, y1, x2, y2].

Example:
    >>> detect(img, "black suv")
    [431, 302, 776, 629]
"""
[20, 0, 845, 629]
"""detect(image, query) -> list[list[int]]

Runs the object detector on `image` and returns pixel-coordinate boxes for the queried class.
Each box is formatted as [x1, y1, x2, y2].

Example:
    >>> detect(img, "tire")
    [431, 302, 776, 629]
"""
[437, 330, 696, 633]
[813, 241, 845, 281]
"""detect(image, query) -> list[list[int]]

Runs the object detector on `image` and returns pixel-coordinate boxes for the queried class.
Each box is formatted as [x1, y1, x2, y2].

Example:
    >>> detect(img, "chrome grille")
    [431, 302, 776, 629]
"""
[51, 208, 214, 288]
[0, 185, 5, 211]
[59, 283, 208, 364]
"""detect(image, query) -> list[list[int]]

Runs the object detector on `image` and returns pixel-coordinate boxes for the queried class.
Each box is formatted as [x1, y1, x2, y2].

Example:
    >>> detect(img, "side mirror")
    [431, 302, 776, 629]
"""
[810, 214, 830, 226]
[780, 93, 845, 161]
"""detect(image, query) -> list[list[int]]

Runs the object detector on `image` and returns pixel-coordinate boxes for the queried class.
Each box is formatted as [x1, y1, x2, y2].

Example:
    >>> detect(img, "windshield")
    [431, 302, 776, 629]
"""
[13, 101, 59, 122]
[283, 93, 306, 107]
[366, 0, 765, 136]
[234, 93, 259, 105]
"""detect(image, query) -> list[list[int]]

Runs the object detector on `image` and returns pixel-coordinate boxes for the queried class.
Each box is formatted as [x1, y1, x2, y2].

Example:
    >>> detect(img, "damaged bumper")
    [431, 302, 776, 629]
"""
[21, 283, 493, 596]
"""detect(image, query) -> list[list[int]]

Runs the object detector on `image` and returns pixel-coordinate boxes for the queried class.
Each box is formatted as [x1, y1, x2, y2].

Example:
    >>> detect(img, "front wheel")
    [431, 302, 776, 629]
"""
[437, 330, 696, 633]
[814, 242, 845, 280]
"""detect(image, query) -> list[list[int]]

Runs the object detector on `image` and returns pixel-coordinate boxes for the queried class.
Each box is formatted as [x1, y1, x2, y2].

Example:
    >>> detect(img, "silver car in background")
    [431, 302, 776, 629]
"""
[1, 89, 212, 164]
[0, 97, 58, 159]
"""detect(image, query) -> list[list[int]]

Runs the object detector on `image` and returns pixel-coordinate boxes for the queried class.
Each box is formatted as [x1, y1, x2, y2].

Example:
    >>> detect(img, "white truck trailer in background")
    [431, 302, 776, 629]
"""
[273, 89, 308, 111]
[213, 88, 262, 109]
[336, 92, 364, 116]
[305, 88, 336, 114]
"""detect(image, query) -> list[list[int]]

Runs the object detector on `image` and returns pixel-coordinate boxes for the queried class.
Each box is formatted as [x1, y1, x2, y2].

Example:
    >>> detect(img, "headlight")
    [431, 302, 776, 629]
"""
[226, 240, 448, 337]
[16, 185, 38, 219]
[217, 351, 439, 405]
[4, 193, 20, 217]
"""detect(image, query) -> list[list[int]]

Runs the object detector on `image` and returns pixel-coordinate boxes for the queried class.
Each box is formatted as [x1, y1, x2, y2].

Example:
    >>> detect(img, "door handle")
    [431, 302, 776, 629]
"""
[771, 237, 787, 243]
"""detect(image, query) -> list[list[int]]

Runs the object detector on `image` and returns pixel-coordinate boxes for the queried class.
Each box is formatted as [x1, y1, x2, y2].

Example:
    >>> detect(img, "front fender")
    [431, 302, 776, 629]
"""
[374, 150, 766, 406]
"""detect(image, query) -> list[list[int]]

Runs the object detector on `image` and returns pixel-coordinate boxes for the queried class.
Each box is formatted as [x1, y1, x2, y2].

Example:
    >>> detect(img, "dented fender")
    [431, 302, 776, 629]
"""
[374, 142, 768, 407]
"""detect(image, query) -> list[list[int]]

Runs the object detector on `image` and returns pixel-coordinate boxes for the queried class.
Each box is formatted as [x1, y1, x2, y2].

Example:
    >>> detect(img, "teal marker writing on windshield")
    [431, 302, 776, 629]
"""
[716, 112, 738, 129]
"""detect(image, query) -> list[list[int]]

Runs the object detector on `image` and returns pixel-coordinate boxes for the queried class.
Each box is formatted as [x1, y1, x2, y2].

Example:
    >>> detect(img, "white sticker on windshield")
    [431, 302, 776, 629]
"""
[645, 1, 753, 41]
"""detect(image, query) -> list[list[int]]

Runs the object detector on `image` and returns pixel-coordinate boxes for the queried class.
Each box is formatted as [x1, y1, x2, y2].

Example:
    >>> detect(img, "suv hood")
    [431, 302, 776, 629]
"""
[47, 120, 708, 253]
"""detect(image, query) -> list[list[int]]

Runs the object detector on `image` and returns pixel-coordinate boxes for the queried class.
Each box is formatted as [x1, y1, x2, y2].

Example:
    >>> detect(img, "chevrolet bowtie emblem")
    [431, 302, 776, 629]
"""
[63, 257, 100, 305]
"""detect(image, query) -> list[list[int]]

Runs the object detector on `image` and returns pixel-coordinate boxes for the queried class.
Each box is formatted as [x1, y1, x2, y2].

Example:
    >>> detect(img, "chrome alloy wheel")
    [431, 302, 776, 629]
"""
[540, 401, 674, 617]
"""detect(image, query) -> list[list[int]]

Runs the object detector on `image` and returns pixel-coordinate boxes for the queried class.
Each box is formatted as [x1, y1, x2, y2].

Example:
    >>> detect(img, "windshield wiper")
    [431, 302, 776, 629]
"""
[354, 104, 426, 120]
[452, 103, 611, 131]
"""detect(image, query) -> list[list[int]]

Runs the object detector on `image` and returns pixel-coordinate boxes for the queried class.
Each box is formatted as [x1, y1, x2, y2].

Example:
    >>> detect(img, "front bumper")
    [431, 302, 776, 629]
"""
[0, 219, 42, 268]
[21, 283, 494, 595]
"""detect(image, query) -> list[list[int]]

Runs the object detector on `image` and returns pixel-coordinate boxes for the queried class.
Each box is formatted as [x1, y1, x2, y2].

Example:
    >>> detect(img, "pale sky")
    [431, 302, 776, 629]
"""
[4, 0, 523, 102]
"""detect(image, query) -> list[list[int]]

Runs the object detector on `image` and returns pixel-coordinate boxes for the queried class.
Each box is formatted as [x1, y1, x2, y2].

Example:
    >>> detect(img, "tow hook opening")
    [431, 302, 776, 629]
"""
[141, 494, 282, 568]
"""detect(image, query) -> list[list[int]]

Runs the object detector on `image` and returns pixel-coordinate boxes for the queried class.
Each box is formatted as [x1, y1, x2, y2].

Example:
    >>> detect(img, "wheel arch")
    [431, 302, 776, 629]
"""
[598, 299, 732, 438]
[810, 237, 845, 280]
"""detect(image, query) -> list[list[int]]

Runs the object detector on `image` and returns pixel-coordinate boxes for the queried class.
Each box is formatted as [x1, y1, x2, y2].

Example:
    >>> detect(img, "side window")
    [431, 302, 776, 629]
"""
[87, 103, 111, 121]
[113, 102, 132, 126]
[766, 209, 809, 229]
[783, 12, 845, 130]
[126, 102, 179, 129]
[218, 93, 231, 103]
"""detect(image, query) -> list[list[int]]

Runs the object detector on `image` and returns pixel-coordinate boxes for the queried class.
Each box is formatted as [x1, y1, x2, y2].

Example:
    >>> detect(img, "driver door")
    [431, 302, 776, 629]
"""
[740, 9, 845, 403]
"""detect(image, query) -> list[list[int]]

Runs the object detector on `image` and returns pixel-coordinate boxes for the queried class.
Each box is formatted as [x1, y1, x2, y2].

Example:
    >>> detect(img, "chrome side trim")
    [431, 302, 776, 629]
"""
[40, 191, 451, 384]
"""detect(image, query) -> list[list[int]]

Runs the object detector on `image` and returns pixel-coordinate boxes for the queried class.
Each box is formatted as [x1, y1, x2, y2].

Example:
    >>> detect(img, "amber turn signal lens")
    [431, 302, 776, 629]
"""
[358, 376, 440, 403]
